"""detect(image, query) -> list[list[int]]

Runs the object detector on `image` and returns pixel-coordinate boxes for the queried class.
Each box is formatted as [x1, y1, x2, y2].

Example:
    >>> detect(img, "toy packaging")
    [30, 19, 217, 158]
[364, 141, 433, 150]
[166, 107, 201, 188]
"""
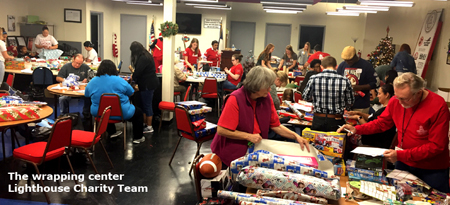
[218, 190, 323, 205]
[359, 180, 396, 202]
[188, 106, 212, 115]
[355, 154, 383, 171]
[176, 101, 207, 110]
[324, 155, 346, 177]
[302, 128, 346, 158]
[236, 166, 341, 200]
[346, 160, 388, 185]
[200, 170, 231, 198]
[230, 150, 329, 179]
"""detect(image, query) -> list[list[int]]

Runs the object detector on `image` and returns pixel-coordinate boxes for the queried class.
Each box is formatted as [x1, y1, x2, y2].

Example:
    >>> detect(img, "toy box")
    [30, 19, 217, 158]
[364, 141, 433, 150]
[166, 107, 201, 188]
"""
[347, 160, 388, 185]
[302, 128, 346, 158]
[324, 155, 346, 177]
[200, 169, 230, 198]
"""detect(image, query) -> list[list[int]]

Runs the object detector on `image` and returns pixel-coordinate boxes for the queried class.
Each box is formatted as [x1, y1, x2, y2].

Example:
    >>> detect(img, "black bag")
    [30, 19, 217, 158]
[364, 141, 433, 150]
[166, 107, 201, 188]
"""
[58, 112, 80, 127]
[31, 126, 52, 142]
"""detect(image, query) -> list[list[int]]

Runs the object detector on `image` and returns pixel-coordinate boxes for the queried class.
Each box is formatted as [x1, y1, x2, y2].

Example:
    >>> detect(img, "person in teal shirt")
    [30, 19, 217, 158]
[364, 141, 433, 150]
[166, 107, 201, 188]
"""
[85, 60, 145, 144]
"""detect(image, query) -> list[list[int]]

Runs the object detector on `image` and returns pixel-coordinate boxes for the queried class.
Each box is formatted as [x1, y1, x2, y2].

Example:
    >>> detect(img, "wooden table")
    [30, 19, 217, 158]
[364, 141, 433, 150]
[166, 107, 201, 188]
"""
[5, 69, 59, 76]
[47, 84, 85, 118]
[0, 105, 53, 148]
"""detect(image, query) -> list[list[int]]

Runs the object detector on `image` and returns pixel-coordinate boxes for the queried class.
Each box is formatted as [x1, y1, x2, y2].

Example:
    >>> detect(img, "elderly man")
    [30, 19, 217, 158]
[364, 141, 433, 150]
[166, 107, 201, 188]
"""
[211, 66, 310, 167]
[56, 53, 91, 119]
[337, 46, 378, 114]
[338, 73, 450, 193]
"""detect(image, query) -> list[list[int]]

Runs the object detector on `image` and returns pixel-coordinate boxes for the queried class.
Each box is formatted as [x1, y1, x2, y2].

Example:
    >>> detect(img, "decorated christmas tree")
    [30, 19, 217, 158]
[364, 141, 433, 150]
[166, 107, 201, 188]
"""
[367, 27, 395, 67]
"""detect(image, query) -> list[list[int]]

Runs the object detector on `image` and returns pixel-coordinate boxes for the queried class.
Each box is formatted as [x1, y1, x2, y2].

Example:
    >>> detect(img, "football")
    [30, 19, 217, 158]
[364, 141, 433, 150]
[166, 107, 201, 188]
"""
[199, 154, 222, 178]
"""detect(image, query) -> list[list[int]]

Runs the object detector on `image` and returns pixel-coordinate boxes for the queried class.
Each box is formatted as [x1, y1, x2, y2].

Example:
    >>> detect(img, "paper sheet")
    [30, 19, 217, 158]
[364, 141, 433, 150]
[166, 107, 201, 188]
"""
[21, 69, 33, 74]
[50, 85, 69, 90]
[253, 139, 335, 176]
[351, 147, 388, 157]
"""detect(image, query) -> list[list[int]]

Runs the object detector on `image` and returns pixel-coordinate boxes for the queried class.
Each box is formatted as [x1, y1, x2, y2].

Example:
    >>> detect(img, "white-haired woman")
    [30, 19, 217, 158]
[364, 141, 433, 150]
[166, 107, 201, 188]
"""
[211, 66, 310, 167]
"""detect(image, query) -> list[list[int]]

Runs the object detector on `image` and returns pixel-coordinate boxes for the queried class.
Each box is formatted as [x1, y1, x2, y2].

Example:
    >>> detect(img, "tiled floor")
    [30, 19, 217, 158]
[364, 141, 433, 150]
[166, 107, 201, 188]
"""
[0, 98, 218, 205]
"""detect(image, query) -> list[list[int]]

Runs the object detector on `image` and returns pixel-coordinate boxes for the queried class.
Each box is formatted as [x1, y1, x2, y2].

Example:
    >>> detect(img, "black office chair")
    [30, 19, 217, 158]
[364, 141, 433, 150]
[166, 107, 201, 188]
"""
[29, 67, 53, 100]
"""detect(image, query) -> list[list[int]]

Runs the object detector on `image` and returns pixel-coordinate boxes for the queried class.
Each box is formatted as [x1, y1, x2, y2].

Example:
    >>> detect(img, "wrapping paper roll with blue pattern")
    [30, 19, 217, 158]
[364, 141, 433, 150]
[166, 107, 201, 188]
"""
[218, 190, 323, 205]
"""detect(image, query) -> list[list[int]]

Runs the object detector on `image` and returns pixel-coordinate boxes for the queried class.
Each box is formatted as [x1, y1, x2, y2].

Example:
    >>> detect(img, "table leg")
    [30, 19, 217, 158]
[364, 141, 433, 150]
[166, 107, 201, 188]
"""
[54, 94, 58, 119]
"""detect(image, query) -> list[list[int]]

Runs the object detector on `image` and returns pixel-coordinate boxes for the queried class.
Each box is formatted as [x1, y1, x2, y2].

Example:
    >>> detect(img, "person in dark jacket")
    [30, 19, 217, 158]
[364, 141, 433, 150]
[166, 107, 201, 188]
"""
[391, 44, 416, 74]
[129, 41, 159, 139]
[299, 59, 321, 93]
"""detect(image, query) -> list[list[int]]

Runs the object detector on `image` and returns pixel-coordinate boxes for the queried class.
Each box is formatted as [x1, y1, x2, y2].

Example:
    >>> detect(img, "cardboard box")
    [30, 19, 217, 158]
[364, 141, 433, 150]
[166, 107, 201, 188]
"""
[302, 128, 346, 158]
[200, 169, 230, 198]
[347, 160, 388, 185]
[324, 155, 346, 177]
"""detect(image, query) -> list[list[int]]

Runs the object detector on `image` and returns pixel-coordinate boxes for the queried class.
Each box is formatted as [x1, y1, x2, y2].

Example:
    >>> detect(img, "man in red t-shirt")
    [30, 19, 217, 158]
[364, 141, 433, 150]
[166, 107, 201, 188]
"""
[338, 73, 450, 193]
[304, 44, 330, 69]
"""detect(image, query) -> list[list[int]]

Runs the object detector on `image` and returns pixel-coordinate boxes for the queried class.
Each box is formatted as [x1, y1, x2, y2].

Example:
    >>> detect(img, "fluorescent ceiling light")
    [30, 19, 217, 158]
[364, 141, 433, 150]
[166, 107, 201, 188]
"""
[263, 6, 305, 10]
[359, 1, 414, 7]
[261, 1, 311, 6]
[265, 9, 301, 14]
[181, 0, 218, 2]
[126, 2, 162, 6]
[185, 3, 226, 7]
[124, 0, 152, 2]
[344, 5, 389, 11]
[326, 12, 360, 16]
[193, 6, 231, 10]
[337, 8, 377, 13]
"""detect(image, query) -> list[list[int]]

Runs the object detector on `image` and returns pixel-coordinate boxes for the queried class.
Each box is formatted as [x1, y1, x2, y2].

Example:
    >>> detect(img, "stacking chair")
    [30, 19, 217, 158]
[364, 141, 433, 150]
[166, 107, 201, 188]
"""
[72, 106, 113, 174]
[30, 67, 53, 100]
[12, 117, 75, 204]
[6, 73, 15, 87]
[294, 91, 303, 103]
[169, 105, 216, 175]
[201, 77, 220, 116]
[158, 86, 191, 132]
[294, 76, 305, 86]
[96, 93, 127, 150]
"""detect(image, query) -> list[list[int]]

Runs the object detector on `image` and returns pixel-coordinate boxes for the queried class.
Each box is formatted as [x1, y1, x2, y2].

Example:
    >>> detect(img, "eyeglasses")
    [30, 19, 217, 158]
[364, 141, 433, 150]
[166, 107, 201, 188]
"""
[395, 92, 417, 102]
[231, 59, 236, 61]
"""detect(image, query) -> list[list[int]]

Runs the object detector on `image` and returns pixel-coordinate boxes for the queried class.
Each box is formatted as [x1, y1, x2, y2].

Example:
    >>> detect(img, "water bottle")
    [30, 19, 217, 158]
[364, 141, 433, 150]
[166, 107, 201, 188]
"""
[232, 44, 235, 51]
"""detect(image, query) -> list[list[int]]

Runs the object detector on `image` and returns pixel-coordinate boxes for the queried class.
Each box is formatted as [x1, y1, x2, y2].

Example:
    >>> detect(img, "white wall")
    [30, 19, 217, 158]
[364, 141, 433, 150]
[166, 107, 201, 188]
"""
[0, 0, 29, 36]
[363, 0, 450, 90]
[228, 2, 367, 62]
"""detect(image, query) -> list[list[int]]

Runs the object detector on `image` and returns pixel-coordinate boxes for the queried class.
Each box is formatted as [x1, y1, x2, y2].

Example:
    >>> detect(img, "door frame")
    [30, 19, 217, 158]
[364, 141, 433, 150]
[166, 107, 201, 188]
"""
[265, 23, 292, 50]
[230, 21, 256, 56]
[120, 14, 147, 73]
[298, 24, 326, 51]
[90, 11, 104, 60]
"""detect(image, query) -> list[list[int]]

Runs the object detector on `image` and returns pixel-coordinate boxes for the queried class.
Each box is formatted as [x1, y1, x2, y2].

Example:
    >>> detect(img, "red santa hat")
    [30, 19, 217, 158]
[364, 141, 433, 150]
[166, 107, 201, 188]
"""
[159, 33, 162, 38]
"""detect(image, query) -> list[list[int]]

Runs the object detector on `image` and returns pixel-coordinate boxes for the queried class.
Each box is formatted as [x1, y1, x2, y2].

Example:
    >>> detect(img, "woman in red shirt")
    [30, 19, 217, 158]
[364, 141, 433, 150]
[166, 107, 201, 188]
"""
[183, 38, 201, 71]
[223, 54, 243, 90]
[204, 40, 220, 67]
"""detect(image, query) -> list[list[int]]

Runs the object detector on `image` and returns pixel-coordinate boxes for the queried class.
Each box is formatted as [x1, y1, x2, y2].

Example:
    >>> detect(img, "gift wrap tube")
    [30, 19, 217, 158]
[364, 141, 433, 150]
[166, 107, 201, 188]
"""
[218, 190, 322, 205]
[230, 150, 329, 179]
[237, 166, 340, 200]
[256, 190, 328, 204]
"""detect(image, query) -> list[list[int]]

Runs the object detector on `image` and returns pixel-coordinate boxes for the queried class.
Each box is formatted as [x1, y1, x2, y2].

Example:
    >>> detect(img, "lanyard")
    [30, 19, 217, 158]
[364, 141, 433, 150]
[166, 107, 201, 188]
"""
[400, 92, 423, 148]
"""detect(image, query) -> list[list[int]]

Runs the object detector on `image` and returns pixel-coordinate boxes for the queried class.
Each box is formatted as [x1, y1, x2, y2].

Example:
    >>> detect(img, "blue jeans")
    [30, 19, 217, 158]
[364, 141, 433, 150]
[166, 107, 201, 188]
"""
[222, 80, 237, 90]
[140, 89, 154, 116]
[59, 96, 91, 119]
[395, 161, 450, 193]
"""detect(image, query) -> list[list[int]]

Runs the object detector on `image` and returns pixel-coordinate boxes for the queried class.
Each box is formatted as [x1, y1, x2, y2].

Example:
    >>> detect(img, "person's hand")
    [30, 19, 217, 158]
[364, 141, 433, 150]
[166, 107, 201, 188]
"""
[246, 133, 262, 144]
[128, 65, 135, 72]
[295, 134, 310, 152]
[347, 115, 360, 120]
[6, 56, 14, 61]
[347, 111, 359, 116]
[82, 79, 88, 83]
[383, 150, 397, 163]
[336, 124, 356, 136]
[224, 67, 229, 72]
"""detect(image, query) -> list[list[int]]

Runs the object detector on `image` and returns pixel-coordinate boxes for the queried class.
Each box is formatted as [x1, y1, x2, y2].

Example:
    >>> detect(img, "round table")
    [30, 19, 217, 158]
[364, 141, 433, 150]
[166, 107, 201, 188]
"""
[0, 105, 53, 148]
[5, 69, 59, 76]
[47, 84, 86, 118]
[185, 77, 226, 101]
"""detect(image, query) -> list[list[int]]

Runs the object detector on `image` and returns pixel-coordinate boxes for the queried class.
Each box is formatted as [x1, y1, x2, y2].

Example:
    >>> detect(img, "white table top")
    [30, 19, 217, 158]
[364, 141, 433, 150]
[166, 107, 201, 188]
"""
[185, 76, 226, 83]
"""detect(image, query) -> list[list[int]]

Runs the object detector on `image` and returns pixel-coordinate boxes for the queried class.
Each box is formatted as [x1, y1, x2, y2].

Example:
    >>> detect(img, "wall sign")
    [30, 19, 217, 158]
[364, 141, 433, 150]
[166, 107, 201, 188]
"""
[413, 9, 443, 77]
[64, 8, 82, 23]
[204, 19, 221, 29]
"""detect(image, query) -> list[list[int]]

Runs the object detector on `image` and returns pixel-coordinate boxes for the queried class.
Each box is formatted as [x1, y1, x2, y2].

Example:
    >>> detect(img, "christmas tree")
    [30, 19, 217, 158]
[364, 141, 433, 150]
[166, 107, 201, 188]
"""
[367, 27, 395, 67]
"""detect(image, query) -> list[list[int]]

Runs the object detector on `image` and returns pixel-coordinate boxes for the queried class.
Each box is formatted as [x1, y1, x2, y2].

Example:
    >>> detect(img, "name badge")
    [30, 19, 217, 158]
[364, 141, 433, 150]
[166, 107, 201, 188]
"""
[395, 146, 403, 151]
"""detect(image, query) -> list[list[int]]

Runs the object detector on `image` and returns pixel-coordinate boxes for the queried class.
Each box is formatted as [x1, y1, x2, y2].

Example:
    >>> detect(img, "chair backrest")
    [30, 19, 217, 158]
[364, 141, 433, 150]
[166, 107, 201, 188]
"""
[294, 76, 304, 85]
[277, 93, 283, 103]
[294, 91, 302, 103]
[98, 93, 124, 121]
[184, 85, 192, 101]
[42, 117, 73, 163]
[91, 106, 112, 146]
[6, 73, 14, 87]
[202, 77, 218, 94]
[32, 67, 53, 85]
[175, 105, 194, 134]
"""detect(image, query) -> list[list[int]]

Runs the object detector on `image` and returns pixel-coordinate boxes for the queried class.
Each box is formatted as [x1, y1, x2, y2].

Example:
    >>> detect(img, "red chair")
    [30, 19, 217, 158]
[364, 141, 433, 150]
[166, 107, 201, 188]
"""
[277, 93, 283, 103]
[169, 105, 216, 175]
[294, 76, 305, 86]
[72, 106, 113, 174]
[96, 93, 127, 150]
[6, 73, 14, 87]
[158, 86, 191, 132]
[13, 117, 75, 204]
[294, 91, 303, 103]
[201, 77, 220, 116]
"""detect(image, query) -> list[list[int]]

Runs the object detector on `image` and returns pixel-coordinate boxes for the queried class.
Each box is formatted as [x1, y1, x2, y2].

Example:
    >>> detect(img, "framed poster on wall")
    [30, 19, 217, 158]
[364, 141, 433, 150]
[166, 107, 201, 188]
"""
[64, 8, 82, 23]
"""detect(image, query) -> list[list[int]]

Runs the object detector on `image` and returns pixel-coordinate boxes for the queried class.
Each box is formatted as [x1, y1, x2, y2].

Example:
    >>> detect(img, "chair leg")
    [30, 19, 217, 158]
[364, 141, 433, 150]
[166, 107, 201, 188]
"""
[84, 148, 99, 174]
[189, 142, 203, 175]
[99, 141, 114, 169]
[168, 136, 183, 166]
[65, 152, 78, 184]
[123, 122, 127, 150]
[217, 98, 220, 117]
[12, 128, 20, 148]
[159, 111, 164, 133]
[32, 163, 51, 204]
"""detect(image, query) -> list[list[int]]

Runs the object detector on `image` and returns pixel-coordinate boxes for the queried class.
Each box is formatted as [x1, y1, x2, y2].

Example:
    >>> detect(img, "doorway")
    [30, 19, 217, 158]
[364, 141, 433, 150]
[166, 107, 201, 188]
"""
[90, 12, 103, 60]
[120, 14, 147, 73]
[265, 23, 291, 58]
[230, 21, 256, 59]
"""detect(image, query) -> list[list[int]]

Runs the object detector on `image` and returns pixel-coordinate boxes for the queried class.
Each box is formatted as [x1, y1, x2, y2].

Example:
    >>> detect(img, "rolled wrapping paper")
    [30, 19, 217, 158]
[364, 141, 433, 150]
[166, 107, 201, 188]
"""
[187, 106, 213, 115]
[284, 100, 303, 119]
[230, 150, 329, 179]
[218, 190, 323, 205]
[237, 166, 341, 200]
[256, 190, 328, 204]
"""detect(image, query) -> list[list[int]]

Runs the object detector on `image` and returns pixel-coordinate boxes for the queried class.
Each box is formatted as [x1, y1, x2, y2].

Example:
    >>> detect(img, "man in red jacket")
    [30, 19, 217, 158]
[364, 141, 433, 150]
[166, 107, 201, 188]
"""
[150, 33, 163, 72]
[338, 73, 450, 193]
